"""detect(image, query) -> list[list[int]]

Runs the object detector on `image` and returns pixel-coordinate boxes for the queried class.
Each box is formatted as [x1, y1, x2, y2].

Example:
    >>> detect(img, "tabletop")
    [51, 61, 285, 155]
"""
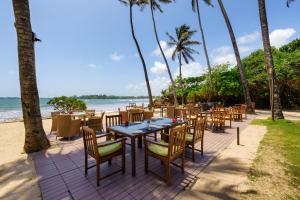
[107, 118, 186, 137]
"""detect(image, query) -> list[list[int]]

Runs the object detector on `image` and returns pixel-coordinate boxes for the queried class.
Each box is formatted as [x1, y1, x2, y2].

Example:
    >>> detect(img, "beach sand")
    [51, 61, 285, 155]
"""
[0, 119, 51, 200]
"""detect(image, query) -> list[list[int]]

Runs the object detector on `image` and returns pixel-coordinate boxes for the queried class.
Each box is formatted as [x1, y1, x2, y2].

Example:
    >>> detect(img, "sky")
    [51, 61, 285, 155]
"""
[0, 0, 299, 97]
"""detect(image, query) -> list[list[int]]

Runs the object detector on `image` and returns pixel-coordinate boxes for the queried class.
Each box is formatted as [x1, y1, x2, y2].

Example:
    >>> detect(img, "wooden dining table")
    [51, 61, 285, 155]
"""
[106, 118, 187, 176]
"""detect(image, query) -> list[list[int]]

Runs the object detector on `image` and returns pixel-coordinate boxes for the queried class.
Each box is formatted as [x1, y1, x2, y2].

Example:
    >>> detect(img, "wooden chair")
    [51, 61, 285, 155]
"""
[106, 114, 122, 139]
[50, 111, 60, 134]
[143, 110, 154, 120]
[56, 114, 81, 140]
[88, 112, 105, 133]
[186, 118, 206, 162]
[224, 108, 233, 128]
[207, 111, 225, 131]
[166, 106, 175, 118]
[82, 126, 126, 186]
[144, 125, 187, 185]
[119, 110, 129, 123]
[131, 112, 144, 122]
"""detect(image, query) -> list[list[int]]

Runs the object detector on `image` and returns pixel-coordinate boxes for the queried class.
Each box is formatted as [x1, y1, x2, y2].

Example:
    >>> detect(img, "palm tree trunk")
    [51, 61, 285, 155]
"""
[258, 0, 284, 120]
[217, 0, 253, 112]
[129, 4, 153, 106]
[12, 0, 50, 153]
[179, 53, 184, 106]
[150, 0, 178, 106]
[196, 0, 213, 102]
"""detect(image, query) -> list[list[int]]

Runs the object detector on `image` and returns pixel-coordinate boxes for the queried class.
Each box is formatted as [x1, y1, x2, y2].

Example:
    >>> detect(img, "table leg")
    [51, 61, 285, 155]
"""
[131, 137, 136, 176]
[138, 136, 142, 148]
[161, 107, 163, 118]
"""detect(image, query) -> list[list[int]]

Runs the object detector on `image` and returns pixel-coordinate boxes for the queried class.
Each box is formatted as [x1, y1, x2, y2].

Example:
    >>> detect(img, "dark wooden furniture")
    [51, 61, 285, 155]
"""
[87, 112, 105, 132]
[131, 112, 144, 122]
[186, 118, 206, 162]
[107, 118, 186, 176]
[106, 114, 122, 139]
[82, 126, 126, 186]
[144, 125, 187, 185]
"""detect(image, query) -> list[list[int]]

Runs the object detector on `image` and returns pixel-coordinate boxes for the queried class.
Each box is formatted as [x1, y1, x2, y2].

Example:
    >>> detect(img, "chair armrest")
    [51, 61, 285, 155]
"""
[95, 132, 112, 139]
[97, 138, 127, 147]
[145, 139, 169, 147]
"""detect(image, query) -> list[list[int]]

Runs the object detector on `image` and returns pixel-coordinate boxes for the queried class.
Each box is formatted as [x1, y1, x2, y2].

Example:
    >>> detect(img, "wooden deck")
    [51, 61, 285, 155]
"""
[32, 115, 254, 200]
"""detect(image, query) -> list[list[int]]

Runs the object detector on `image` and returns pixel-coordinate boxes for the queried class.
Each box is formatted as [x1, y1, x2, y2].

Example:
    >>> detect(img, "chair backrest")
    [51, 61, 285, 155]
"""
[194, 118, 206, 142]
[168, 125, 187, 159]
[57, 114, 72, 136]
[88, 113, 104, 132]
[143, 111, 154, 120]
[119, 110, 129, 123]
[82, 126, 99, 159]
[166, 106, 175, 118]
[51, 112, 60, 131]
[131, 112, 144, 122]
[212, 111, 225, 121]
[106, 114, 122, 130]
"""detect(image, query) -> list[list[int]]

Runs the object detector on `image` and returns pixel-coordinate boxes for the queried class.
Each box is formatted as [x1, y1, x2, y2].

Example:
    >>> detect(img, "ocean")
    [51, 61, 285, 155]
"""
[0, 98, 149, 122]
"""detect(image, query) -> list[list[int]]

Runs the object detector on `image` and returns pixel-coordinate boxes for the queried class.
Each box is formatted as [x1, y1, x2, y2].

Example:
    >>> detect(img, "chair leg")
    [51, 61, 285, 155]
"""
[201, 141, 204, 156]
[84, 152, 88, 175]
[181, 154, 185, 174]
[144, 150, 148, 174]
[192, 145, 195, 162]
[154, 132, 157, 141]
[96, 162, 100, 186]
[122, 150, 125, 174]
[165, 162, 171, 186]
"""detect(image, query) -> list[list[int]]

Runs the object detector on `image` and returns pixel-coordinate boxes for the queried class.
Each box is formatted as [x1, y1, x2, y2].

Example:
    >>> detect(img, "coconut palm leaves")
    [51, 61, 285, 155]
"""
[118, 0, 154, 106]
[191, 0, 213, 101]
[167, 25, 200, 105]
[286, 0, 295, 7]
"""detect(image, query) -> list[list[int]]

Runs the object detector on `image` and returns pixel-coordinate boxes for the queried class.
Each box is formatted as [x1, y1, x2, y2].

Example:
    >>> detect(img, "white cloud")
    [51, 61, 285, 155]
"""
[211, 46, 236, 66]
[150, 61, 167, 74]
[88, 64, 97, 68]
[270, 28, 296, 48]
[152, 41, 175, 59]
[110, 52, 124, 61]
[174, 62, 205, 78]
[126, 76, 170, 96]
[237, 31, 260, 45]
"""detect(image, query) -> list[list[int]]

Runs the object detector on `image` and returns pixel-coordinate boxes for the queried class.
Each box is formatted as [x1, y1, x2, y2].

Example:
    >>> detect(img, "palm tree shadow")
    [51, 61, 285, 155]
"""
[0, 156, 41, 200]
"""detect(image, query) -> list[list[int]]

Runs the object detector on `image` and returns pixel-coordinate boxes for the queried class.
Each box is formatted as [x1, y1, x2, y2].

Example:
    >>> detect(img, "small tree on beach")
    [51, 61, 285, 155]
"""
[12, 0, 50, 153]
[47, 96, 87, 113]
[167, 25, 200, 105]
[191, 0, 214, 102]
[258, 0, 284, 120]
[217, 0, 253, 112]
[118, 0, 154, 107]
[149, 0, 179, 105]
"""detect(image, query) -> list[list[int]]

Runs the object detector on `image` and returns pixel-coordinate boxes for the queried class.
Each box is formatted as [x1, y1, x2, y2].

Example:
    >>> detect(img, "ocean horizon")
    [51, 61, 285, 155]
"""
[0, 97, 149, 122]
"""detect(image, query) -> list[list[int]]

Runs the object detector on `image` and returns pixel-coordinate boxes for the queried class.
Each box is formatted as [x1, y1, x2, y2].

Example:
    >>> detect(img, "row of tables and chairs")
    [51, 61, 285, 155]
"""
[49, 102, 246, 186]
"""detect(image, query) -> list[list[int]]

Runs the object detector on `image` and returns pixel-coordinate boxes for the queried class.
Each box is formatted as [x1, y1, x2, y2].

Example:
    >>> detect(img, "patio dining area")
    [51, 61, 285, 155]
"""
[32, 111, 255, 200]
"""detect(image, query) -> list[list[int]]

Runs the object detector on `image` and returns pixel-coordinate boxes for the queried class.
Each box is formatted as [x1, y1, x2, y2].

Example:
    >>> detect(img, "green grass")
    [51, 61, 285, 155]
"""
[251, 119, 300, 187]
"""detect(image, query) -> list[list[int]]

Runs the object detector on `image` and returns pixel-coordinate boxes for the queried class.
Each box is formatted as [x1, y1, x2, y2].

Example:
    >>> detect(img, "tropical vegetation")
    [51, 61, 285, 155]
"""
[47, 96, 87, 113]
[161, 38, 300, 109]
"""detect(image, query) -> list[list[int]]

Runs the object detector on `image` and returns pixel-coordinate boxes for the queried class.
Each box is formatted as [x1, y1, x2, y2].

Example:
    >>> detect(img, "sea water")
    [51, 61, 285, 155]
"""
[0, 98, 149, 122]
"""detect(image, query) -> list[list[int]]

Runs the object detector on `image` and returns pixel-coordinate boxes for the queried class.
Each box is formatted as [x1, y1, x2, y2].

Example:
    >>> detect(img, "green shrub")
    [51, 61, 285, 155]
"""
[47, 96, 87, 113]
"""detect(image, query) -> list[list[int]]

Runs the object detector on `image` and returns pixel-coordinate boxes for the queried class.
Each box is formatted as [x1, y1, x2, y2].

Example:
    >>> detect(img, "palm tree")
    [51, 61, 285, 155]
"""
[258, 0, 284, 120]
[119, 0, 153, 106]
[192, 0, 213, 102]
[217, 0, 253, 112]
[287, 0, 295, 7]
[149, 0, 178, 105]
[12, 0, 50, 153]
[167, 25, 200, 105]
